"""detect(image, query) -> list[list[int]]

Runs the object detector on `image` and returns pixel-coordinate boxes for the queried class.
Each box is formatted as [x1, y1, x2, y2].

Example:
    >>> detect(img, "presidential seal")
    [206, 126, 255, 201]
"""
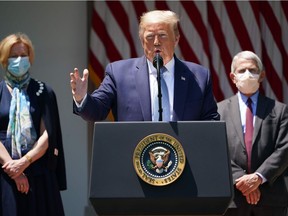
[133, 133, 186, 186]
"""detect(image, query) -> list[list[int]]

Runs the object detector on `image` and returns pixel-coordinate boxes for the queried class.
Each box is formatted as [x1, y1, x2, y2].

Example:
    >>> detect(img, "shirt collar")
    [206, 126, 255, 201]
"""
[147, 57, 175, 75]
[238, 90, 259, 104]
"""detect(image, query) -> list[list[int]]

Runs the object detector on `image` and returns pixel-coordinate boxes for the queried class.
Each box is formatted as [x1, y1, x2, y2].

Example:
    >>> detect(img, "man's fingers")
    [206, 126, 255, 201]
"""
[246, 189, 261, 205]
[235, 180, 244, 190]
[73, 68, 79, 79]
[70, 68, 88, 81]
[70, 68, 80, 93]
[246, 194, 251, 204]
[83, 69, 89, 81]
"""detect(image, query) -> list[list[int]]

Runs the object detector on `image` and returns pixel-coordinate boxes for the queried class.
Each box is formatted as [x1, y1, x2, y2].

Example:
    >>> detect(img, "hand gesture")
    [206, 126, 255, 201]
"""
[70, 68, 89, 103]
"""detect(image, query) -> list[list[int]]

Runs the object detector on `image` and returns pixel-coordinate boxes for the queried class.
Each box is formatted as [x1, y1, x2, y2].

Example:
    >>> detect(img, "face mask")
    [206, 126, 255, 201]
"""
[7, 56, 31, 77]
[235, 70, 260, 94]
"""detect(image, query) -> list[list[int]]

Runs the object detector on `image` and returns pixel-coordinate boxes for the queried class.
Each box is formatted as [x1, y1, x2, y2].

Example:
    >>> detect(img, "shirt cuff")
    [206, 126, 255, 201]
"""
[256, 172, 267, 184]
[73, 94, 87, 108]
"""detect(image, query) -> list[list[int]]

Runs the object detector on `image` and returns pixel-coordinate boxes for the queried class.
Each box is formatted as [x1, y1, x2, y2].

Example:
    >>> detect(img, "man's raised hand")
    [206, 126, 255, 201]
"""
[70, 68, 89, 103]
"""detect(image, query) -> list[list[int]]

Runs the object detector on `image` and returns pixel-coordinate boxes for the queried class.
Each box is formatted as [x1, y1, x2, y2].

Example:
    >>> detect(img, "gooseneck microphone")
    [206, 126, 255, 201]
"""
[153, 53, 164, 121]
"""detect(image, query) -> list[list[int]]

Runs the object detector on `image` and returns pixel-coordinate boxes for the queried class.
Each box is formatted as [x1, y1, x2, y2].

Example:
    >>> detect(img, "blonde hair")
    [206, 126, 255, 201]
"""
[139, 10, 180, 40]
[231, 50, 263, 73]
[0, 32, 35, 69]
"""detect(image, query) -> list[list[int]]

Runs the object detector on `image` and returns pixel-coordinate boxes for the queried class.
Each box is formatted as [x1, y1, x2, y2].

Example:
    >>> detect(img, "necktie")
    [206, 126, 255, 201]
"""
[153, 67, 170, 121]
[245, 98, 253, 173]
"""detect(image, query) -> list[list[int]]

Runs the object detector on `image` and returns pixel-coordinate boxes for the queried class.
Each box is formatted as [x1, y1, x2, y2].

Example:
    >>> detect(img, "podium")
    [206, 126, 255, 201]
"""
[89, 121, 233, 215]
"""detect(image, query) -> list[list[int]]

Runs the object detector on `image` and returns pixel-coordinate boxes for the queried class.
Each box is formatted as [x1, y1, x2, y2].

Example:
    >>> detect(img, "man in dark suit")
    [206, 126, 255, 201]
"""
[70, 10, 219, 122]
[218, 51, 288, 216]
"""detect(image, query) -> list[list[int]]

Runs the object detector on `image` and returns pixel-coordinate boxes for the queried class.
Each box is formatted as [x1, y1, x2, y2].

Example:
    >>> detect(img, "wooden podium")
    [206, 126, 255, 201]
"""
[89, 121, 233, 215]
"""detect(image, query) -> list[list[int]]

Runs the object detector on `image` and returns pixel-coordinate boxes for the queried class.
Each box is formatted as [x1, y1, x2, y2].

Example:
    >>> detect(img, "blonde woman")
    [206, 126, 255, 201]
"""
[0, 33, 66, 216]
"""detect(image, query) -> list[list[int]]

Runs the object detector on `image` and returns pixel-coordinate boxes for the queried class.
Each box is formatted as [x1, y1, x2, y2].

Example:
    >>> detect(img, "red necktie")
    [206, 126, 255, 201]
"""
[245, 98, 253, 173]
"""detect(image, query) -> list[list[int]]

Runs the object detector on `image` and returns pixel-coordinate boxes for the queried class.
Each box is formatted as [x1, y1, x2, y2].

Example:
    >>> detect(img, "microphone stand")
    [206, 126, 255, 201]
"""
[153, 53, 164, 121]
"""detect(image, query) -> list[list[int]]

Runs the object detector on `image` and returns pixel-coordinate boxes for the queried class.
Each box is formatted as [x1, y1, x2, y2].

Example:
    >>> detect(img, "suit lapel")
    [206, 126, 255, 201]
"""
[230, 95, 245, 147]
[173, 57, 189, 121]
[135, 56, 151, 120]
[253, 94, 269, 144]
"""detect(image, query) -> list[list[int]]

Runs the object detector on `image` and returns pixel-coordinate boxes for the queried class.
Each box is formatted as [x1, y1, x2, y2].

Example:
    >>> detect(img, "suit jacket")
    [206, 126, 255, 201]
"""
[217, 93, 288, 207]
[74, 55, 219, 121]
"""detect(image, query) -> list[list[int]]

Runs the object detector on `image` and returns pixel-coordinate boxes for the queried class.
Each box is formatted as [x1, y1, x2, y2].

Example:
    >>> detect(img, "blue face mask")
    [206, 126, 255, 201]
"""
[7, 56, 31, 77]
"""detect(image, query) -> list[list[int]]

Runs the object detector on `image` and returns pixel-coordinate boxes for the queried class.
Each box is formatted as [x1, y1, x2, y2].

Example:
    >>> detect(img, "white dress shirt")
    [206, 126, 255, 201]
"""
[147, 58, 175, 121]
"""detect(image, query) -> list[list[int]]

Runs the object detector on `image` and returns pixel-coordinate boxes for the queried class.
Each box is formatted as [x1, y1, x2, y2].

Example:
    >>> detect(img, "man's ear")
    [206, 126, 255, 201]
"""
[230, 72, 237, 84]
[259, 71, 266, 83]
[174, 35, 180, 47]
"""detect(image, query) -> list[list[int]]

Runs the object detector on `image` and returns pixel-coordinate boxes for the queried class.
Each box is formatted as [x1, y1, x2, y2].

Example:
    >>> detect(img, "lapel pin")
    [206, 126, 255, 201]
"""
[181, 76, 186, 81]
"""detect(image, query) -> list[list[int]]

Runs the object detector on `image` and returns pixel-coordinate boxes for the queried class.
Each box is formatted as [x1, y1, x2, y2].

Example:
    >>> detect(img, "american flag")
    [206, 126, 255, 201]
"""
[89, 1, 288, 104]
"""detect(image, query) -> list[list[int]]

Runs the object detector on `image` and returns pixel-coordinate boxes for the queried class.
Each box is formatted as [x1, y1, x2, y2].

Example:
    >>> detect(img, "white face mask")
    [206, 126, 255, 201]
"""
[235, 70, 260, 94]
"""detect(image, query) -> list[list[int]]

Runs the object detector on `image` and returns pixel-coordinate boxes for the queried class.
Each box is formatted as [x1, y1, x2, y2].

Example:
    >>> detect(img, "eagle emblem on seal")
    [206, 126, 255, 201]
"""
[133, 133, 186, 186]
[147, 146, 173, 174]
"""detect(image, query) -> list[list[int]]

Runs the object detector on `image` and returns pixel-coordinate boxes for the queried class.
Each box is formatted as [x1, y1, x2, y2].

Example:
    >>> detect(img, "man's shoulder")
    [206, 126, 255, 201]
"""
[175, 58, 211, 82]
[260, 94, 288, 110]
[176, 57, 208, 71]
[105, 57, 145, 73]
[217, 95, 237, 107]
[111, 56, 144, 66]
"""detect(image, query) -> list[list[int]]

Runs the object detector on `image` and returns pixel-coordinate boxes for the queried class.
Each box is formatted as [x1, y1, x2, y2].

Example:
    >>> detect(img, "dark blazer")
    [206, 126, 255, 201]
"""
[40, 81, 67, 190]
[74, 55, 219, 121]
[28, 79, 67, 190]
[217, 93, 288, 207]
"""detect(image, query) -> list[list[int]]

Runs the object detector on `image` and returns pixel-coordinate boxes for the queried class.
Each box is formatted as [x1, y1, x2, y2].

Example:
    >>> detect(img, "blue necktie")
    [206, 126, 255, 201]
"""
[153, 67, 170, 121]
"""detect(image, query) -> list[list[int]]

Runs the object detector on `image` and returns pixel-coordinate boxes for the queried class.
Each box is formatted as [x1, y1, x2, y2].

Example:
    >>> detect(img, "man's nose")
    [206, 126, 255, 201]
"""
[154, 35, 160, 46]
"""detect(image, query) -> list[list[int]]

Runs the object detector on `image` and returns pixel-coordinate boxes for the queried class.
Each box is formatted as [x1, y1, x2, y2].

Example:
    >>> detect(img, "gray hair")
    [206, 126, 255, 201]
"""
[138, 10, 180, 40]
[231, 50, 263, 73]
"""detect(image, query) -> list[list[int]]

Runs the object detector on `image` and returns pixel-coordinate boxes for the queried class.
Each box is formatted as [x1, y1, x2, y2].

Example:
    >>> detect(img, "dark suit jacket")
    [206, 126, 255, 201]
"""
[74, 55, 219, 121]
[218, 93, 288, 208]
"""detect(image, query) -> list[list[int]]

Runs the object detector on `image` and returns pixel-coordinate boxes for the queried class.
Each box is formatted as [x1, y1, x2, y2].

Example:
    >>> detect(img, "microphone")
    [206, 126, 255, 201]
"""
[153, 53, 164, 70]
[152, 53, 164, 121]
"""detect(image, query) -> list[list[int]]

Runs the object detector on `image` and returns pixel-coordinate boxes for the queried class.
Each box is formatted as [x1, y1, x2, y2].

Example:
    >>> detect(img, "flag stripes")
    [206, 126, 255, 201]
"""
[89, 1, 288, 104]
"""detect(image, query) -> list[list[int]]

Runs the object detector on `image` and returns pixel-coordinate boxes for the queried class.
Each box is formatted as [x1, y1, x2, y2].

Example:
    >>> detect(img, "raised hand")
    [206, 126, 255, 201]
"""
[70, 68, 89, 103]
